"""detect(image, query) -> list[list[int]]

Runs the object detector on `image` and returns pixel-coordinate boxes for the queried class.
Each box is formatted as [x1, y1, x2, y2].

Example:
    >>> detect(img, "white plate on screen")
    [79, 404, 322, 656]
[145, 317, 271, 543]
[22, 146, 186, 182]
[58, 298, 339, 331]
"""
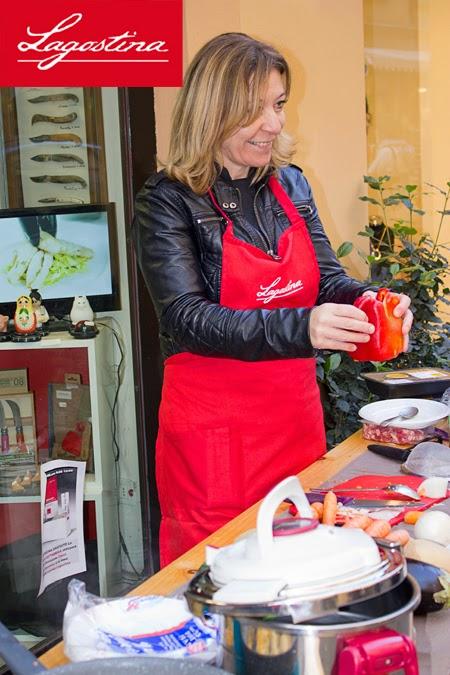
[359, 398, 449, 429]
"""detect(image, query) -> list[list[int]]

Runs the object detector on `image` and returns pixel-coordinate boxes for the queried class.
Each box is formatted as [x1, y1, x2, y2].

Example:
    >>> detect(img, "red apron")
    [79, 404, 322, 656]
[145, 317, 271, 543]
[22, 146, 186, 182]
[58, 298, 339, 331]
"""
[156, 176, 325, 566]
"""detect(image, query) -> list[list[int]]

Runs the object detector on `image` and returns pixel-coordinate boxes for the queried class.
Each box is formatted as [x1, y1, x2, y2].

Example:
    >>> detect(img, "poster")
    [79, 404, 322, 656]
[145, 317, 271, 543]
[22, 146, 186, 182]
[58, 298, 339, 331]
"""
[39, 458, 86, 596]
[14, 87, 90, 207]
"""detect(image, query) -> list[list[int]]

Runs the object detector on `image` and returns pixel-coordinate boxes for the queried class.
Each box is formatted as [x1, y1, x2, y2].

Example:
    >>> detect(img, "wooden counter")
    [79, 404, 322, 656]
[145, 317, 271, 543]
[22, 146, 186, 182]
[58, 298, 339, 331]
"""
[39, 430, 370, 669]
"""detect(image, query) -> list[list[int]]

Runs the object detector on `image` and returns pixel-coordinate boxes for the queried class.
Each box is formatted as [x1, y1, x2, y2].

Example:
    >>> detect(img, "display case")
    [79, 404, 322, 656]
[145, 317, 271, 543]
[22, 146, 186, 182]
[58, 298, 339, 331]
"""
[0, 326, 127, 663]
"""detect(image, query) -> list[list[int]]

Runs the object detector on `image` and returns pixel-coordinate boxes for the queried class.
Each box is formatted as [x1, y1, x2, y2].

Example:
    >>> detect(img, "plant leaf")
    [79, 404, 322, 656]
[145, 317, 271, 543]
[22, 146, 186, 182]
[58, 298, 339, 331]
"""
[325, 353, 341, 373]
[336, 241, 353, 258]
[359, 196, 382, 206]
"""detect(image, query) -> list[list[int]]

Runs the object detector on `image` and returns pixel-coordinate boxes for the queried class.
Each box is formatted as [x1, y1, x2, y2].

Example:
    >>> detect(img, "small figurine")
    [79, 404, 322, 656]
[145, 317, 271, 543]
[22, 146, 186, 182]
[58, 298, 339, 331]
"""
[12, 294, 41, 342]
[70, 295, 94, 324]
[30, 289, 49, 331]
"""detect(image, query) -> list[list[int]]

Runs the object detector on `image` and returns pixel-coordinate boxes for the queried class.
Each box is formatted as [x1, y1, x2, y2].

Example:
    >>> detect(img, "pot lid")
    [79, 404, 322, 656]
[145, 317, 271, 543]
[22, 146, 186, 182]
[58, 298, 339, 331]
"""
[186, 477, 405, 623]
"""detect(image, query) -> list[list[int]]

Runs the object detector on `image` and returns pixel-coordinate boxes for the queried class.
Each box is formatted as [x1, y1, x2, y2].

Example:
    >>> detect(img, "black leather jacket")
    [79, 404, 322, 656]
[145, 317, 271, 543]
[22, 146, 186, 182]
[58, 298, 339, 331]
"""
[133, 164, 372, 361]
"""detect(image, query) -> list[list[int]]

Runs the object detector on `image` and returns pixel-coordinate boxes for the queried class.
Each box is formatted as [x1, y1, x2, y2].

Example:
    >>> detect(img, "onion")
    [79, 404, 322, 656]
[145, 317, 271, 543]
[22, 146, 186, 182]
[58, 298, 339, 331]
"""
[414, 511, 450, 546]
[418, 477, 449, 499]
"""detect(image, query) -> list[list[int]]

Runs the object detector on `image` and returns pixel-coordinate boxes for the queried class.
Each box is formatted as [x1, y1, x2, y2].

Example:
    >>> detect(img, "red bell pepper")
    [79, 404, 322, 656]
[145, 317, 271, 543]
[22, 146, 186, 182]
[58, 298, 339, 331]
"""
[351, 288, 403, 362]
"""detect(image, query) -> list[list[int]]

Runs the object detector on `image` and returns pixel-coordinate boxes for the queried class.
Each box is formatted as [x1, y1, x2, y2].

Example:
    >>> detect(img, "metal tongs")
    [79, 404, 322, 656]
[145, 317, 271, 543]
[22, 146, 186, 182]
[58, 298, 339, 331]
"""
[19, 214, 57, 247]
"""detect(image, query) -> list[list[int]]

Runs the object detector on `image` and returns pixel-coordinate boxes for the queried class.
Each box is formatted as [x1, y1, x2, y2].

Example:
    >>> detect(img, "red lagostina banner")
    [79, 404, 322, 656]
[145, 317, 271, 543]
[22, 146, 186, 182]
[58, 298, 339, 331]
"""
[0, 0, 183, 86]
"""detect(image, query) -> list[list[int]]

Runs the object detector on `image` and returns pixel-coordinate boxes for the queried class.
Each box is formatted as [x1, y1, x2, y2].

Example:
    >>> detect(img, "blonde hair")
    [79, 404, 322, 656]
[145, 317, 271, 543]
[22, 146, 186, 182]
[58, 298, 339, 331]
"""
[163, 33, 295, 194]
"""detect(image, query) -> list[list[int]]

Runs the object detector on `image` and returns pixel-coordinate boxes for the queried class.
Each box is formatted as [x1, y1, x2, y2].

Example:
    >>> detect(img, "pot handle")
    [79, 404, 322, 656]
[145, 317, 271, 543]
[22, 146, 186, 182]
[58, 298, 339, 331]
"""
[257, 475, 313, 558]
[332, 628, 419, 675]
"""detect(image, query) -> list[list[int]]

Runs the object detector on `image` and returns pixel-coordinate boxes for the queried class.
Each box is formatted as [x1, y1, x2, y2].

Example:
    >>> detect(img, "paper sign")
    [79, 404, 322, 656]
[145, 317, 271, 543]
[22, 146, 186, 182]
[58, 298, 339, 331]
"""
[39, 459, 86, 596]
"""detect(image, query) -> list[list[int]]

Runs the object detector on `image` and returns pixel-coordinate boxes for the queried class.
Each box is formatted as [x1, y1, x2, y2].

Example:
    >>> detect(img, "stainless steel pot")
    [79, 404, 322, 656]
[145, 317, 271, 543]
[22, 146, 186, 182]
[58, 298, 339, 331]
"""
[185, 477, 422, 674]
[214, 575, 420, 674]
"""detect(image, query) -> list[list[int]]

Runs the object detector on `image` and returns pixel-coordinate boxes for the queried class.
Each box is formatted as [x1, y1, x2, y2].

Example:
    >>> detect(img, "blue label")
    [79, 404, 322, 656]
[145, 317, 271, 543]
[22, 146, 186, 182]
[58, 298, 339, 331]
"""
[101, 618, 213, 655]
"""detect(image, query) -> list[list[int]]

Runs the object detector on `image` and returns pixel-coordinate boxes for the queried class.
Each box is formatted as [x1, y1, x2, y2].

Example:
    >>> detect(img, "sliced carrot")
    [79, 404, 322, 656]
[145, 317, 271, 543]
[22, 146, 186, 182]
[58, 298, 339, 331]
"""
[310, 502, 324, 521]
[322, 491, 338, 525]
[364, 519, 392, 538]
[385, 529, 410, 546]
[343, 514, 373, 530]
[309, 505, 321, 520]
[404, 510, 423, 525]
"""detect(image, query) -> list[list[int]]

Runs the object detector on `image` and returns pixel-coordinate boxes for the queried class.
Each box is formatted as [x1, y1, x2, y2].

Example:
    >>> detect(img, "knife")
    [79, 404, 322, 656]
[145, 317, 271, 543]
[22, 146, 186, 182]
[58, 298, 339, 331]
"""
[347, 499, 425, 508]
[0, 401, 10, 454]
[19, 214, 57, 247]
[6, 399, 27, 453]
[367, 444, 411, 463]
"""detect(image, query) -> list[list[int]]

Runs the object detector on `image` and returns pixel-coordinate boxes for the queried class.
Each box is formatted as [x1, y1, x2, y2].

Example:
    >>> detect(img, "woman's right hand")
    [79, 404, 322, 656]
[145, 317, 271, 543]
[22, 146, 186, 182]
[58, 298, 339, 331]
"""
[309, 303, 375, 352]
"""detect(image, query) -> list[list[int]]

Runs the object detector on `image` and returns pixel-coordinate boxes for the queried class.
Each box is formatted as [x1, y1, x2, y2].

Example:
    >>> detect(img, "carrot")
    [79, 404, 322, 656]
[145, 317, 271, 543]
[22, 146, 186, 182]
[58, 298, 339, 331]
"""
[364, 519, 392, 538]
[343, 514, 373, 530]
[309, 504, 321, 521]
[322, 491, 338, 525]
[310, 502, 324, 521]
[385, 529, 410, 546]
[404, 510, 423, 525]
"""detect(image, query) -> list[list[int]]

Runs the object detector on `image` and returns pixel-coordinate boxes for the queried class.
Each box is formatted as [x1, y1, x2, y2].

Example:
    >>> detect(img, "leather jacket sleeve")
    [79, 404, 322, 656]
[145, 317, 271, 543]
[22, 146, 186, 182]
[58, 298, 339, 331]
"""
[289, 171, 372, 305]
[133, 181, 315, 361]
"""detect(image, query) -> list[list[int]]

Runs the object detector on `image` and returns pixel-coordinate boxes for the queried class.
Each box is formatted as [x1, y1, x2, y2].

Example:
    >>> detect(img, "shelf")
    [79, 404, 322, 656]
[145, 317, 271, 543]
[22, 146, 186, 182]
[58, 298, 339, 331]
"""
[0, 474, 107, 503]
[0, 333, 95, 350]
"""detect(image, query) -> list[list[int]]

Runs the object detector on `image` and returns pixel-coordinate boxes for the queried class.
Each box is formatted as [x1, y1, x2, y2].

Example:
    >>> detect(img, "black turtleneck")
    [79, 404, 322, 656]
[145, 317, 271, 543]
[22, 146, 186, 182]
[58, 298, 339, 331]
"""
[219, 168, 259, 232]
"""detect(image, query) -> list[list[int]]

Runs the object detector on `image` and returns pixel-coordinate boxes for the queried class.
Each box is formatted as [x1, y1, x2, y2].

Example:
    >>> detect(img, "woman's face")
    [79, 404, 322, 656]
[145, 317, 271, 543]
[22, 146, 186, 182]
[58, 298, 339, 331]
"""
[220, 69, 287, 180]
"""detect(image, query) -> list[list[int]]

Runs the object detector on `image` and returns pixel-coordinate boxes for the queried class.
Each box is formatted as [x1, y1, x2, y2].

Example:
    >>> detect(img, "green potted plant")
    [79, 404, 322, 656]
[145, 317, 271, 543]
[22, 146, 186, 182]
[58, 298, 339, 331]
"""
[317, 175, 449, 447]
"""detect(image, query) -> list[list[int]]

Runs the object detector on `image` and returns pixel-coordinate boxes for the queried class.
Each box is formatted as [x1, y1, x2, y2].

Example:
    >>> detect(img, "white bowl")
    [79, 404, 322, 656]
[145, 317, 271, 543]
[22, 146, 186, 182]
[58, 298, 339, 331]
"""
[358, 398, 449, 429]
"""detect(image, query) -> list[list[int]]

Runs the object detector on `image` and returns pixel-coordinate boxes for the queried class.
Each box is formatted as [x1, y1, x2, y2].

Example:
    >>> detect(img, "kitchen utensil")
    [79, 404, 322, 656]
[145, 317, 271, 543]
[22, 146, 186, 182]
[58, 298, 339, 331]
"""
[367, 444, 412, 462]
[186, 477, 420, 675]
[0, 400, 10, 453]
[379, 406, 419, 427]
[310, 483, 421, 501]
[187, 476, 405, 624]
[210, 577, 420, 674]
[359, 398, 449, 430]
[0, 621, 230, 675]
[6, 399, 27, 452]
[348, 499, 425, 508]
[19, 214, 57, 247]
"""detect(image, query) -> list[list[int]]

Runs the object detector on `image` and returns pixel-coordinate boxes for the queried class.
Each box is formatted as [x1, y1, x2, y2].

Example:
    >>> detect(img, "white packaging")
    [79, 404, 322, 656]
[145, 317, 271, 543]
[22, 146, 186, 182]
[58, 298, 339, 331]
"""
[63, 579, 217, 663]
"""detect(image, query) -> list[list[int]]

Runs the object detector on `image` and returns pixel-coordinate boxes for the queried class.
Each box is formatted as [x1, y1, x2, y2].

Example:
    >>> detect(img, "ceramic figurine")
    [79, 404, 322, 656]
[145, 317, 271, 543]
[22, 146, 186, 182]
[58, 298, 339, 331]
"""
[14, 295, 37, 334]
[30, 289, 49, 329]
[70, 295, 94, 324]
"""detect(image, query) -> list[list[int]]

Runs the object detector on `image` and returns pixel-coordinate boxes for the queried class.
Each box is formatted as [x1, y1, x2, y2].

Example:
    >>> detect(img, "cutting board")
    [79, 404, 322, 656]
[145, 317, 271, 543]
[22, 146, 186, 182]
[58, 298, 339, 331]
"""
[327, 474, 449, 525]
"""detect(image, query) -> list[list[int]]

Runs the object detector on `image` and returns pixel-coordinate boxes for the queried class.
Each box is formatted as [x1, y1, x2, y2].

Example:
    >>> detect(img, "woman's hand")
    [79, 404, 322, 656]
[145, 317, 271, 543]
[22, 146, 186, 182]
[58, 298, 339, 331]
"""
[309, 303, 375, 352]
[361, 290, 413, 351]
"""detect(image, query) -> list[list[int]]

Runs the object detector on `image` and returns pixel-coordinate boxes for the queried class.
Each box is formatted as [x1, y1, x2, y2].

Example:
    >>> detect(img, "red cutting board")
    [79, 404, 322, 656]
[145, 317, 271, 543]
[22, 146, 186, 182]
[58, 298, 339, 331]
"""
[330, 474, 449, 525]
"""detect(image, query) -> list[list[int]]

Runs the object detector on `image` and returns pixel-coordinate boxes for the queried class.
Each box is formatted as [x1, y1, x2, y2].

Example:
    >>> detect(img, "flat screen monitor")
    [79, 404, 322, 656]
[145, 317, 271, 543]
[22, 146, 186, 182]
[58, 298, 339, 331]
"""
[0, 203, 120, 317]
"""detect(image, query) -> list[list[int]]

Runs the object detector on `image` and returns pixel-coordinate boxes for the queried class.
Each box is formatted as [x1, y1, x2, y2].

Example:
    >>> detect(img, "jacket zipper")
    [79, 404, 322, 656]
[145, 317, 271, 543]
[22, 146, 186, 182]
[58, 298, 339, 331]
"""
[254, 183, 281, 260]
[275, 203, 312, 217]
[196, 215, 224, 224]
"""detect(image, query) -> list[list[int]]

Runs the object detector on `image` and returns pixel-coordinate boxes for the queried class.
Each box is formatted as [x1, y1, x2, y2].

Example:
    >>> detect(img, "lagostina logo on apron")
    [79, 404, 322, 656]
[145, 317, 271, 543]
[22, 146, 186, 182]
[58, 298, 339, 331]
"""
[256, 276, 304, 304]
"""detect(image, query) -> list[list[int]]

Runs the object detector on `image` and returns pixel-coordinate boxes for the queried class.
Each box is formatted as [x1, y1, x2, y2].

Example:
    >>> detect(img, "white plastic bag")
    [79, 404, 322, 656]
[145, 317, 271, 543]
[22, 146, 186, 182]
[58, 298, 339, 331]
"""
[63, 579, 217, 663]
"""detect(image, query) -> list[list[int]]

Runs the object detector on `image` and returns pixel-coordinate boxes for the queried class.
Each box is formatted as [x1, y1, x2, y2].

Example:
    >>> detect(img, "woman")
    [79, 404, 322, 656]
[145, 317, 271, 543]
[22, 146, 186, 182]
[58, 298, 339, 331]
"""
[133, 33, 413, 566]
